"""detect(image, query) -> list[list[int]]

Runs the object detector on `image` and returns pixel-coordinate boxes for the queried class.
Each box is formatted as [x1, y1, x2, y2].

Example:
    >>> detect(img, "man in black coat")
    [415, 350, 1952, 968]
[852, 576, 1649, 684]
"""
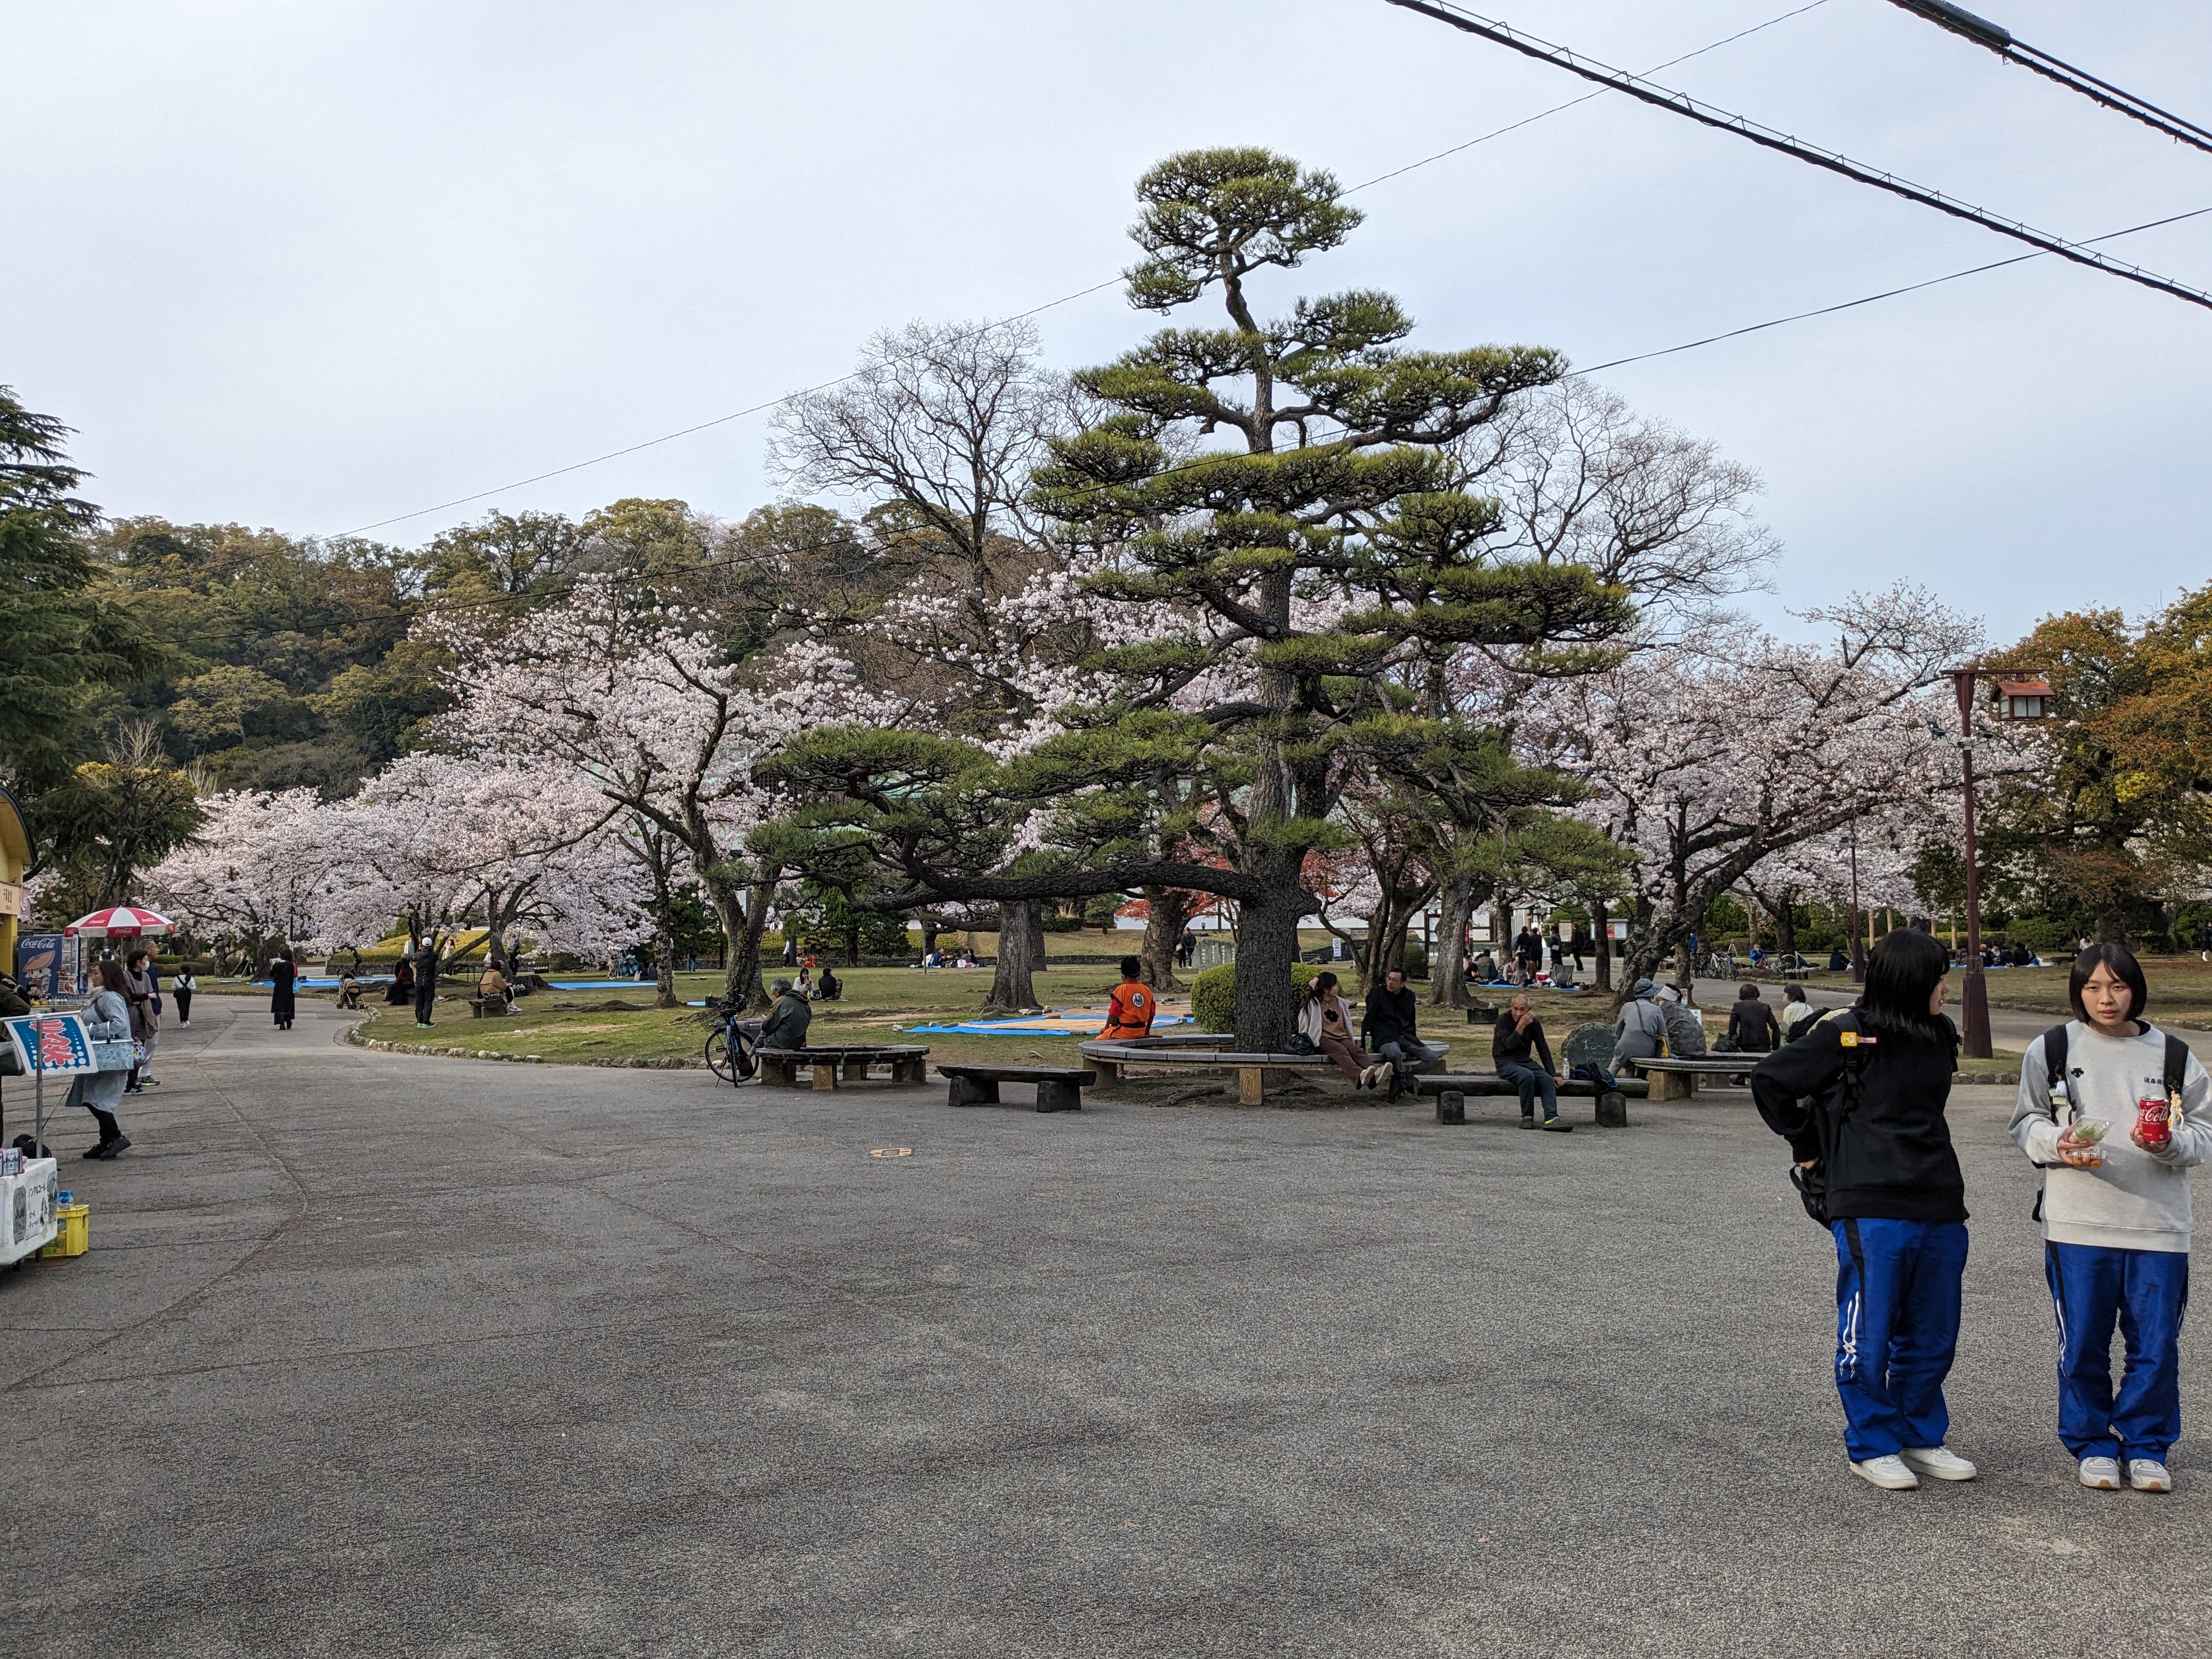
[1362, 968, 1447, 1099]
[413, 935, 441, 1028]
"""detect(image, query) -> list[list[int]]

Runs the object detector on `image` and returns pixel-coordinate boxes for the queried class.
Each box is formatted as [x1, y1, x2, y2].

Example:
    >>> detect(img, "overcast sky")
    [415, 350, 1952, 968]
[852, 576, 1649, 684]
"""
[7, 1, 2210, 645]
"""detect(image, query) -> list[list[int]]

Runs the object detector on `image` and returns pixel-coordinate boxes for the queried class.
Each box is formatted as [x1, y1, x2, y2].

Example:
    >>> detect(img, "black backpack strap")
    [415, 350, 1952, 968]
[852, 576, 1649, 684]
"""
[2164, 1031, 2191, 1107]
[2042, 1023, 2069, 1094]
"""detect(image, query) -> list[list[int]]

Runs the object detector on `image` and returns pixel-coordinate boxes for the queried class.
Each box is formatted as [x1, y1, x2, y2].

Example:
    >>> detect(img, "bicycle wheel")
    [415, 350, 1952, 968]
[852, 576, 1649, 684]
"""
[705, 1029, 734, 1082]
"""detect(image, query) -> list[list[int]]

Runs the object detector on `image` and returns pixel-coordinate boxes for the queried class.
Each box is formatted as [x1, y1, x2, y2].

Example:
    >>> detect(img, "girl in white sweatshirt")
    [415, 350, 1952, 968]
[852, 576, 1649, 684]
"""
[2011, 943, 2211, 1494]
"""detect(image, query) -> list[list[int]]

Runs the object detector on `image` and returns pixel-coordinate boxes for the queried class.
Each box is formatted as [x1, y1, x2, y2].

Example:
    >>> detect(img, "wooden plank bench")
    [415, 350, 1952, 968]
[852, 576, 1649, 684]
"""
[1414, 1073, 1649, 1127]
[1629, 1056, 1762, 1101]
[758, 1045, 930, 1090]
[939, 1064, 1092, 1113]
[1077, 1036, 1337, 1104]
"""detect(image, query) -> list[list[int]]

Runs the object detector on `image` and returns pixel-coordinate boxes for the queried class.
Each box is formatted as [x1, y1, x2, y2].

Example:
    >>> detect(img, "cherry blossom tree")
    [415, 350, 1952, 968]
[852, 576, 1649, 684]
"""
[1516, 584, 1981, 1003]
[145, 787, 342, 968]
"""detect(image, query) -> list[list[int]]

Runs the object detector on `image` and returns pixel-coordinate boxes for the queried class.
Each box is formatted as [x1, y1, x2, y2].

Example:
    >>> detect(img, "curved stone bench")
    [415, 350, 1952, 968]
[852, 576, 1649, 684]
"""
[1079, 1032, 1339, 1105]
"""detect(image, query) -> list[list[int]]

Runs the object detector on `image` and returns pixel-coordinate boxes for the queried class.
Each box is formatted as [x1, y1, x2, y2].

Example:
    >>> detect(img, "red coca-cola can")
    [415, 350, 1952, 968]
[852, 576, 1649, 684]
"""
[2137, 1097, 2174, 1148]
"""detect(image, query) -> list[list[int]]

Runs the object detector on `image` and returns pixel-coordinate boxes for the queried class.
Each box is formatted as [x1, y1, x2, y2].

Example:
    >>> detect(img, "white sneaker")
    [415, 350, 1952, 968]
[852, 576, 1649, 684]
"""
[1360, 1063, 1389, 1089]
[2129, 1459, 2174, 1493]
[1850, 1454, 1920, 1490]
[1900, 1445, 1977, 1481]
[2079, 1456, 2123, 1490]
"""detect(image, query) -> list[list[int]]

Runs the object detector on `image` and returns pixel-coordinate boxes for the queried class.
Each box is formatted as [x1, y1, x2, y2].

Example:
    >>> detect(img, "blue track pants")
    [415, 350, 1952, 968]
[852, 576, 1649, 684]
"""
[1831, 1217, 1968, 1461]
[2045, 1241, 2189, 1462]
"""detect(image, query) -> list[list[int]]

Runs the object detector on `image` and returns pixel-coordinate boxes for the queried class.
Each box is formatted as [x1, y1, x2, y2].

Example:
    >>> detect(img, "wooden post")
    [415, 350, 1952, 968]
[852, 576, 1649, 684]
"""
[1238, 1066, 1264, 1105]
[811, 1058, 839, 1091]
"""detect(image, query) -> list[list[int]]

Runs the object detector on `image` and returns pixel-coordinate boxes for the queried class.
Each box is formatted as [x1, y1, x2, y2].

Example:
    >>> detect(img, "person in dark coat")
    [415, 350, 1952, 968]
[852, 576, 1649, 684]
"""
[1726, 983, 1781, 1053]
[1494, 993, 1569, 1131]
[758, 979, 812, 1051]
[413, 936, 441, 1028]
[386, 956, 415, 1006]
[1751, 929, 1974, 1492]
[270, 950, 296, 1030]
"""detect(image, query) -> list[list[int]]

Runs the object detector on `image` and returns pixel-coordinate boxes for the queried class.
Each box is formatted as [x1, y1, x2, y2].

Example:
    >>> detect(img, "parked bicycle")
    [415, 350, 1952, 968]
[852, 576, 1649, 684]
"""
[703, 1001, 763, 1085]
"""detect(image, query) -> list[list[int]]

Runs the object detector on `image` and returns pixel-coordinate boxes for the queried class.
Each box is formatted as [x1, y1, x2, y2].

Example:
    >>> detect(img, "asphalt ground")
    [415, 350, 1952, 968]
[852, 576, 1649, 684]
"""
[3, 996, 2209, 1658]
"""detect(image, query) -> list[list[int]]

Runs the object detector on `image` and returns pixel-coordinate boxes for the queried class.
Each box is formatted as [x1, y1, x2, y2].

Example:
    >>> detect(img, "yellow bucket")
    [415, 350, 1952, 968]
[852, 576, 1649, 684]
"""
[41, 1202, 89, 1259]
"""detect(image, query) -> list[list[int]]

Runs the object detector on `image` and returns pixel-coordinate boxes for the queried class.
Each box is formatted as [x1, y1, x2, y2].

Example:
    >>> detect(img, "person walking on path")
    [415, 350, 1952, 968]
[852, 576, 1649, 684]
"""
[1099, 957, 1157, 1041]
[172, 965, 195, 1028]
[2010, 942, 2210, 1495]
[1362, 968, 1447, 1099]
[411, 936, 441, 1028]
[69, 959, 134, 1159]
[1726, 983, 1780, 1054]
[269, 950, 297, 1031]
[1299, 971, 1367, 1085]
[123, 949, 161, 1091]
[1750, 929, 1977, 1492]
[1494, 993, 1570, 1131]
[758, 978, 812, 1052]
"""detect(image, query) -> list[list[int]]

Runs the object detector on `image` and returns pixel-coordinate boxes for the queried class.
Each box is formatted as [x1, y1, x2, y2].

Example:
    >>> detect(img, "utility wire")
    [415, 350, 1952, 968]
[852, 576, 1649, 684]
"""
[341, 3, 1837, 539]
[1881, 1, 2212, 157]
[299, 194, 2212, 641]
[1383, 0, 2212, 314]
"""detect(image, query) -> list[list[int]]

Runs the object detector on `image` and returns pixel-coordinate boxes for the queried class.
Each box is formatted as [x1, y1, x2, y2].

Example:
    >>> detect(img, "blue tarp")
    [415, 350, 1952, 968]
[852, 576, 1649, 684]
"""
[901, 1013, 1193, 1037]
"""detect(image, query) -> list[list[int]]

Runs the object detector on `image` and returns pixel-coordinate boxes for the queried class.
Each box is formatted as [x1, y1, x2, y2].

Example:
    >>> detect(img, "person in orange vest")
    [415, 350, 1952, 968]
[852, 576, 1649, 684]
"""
[1099, 956, 1157, 1041]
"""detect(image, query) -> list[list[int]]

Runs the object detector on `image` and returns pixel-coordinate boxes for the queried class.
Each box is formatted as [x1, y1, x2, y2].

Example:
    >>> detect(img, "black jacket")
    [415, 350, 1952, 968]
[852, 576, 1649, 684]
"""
[1492, 1013, 1554, 1073]
[1363, 985, 1419, 1049]
[1750, 1013, 1966, 1223]
[1727, 998, 1780, 1052]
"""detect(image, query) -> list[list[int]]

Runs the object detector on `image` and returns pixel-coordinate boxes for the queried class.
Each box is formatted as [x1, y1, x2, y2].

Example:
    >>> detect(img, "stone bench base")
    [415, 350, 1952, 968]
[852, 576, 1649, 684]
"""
[758, 1049, 930, 1090]
[941, 1065, 1091, 1113]
[1415, 1075, 1645, 1127]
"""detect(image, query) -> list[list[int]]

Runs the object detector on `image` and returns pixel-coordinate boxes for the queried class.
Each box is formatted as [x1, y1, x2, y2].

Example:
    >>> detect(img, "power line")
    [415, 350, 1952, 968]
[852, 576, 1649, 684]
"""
[1382, 0, 2212, 314]
[341, 3, 1837, 540]
[1881, 1, 2212, 157]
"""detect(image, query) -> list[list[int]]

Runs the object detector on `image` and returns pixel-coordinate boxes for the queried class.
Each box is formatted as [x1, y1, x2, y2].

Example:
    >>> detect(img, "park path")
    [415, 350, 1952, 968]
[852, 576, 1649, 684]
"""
[4, 993, 2210, 1657]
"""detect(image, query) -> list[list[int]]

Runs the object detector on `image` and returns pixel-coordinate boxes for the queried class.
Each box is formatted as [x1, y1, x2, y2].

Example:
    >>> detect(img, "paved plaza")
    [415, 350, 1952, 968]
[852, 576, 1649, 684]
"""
[5, 997, 2210, 1657]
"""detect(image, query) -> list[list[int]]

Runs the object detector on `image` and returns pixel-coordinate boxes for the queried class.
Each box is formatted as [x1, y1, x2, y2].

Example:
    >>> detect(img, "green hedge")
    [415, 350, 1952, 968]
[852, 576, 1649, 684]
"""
[1190, 961, 1326, 1034]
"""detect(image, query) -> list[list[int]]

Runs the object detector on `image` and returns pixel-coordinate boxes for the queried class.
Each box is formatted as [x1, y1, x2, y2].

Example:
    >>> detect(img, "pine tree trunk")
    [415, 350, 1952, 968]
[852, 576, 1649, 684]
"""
[1139, 886, 1193, 990]
[1429, 874, 1473, 1007]
[1233, 888, 1304, 1051]
[985, 899, 1042, 1013]
[1591, 899, 1612, 994]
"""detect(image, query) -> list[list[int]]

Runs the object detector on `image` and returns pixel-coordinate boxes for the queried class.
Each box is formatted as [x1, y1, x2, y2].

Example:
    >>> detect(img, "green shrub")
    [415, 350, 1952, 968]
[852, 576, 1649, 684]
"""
[1190, 960, 1326, 1034]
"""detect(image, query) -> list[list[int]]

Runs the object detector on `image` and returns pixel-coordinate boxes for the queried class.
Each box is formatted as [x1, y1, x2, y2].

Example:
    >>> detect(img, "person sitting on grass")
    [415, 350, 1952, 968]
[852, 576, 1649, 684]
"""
[758, 978, 812, 1051]
[477, 962, 510, 1015]
[816, 966, 843, 1001]
[1099, 957, 1156, 1041]
[336, 970, 363, 1011]
[1494, 993, 1570, 1132]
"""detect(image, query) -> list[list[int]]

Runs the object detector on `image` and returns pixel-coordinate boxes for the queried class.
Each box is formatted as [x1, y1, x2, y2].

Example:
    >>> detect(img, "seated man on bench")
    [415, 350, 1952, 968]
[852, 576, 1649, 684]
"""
[758, 978, 811, 1054]
[1494, 993, 1571, 1132]
[1362, 967, 1446, 1101]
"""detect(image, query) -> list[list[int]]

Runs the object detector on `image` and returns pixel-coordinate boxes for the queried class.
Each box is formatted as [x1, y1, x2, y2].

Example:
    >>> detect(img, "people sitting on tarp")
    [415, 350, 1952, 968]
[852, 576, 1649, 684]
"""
[759, 979, 812, 1051]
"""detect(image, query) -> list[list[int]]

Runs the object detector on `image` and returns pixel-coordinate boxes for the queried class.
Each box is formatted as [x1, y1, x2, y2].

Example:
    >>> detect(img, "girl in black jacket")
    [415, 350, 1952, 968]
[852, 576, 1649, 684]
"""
[1750, 930, 1976, 1492]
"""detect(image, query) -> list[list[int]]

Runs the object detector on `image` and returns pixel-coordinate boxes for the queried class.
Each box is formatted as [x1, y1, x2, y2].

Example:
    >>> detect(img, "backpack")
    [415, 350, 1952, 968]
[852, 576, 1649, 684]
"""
[1787, 1011, 1877, 1226]
[1661, 1000, 1708, 1058]
[2029, 1023, 2190, 1213]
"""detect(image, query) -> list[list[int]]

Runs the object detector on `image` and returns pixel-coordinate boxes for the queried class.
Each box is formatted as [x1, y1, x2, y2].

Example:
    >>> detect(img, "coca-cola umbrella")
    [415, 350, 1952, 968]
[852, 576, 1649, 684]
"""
[64, 904, 175, 939]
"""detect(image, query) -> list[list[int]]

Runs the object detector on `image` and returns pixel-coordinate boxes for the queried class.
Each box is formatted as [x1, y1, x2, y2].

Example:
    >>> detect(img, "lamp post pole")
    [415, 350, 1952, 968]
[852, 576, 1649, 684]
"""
[1950, 668, 1993, 1060]
[1848, 822, 1864, 984]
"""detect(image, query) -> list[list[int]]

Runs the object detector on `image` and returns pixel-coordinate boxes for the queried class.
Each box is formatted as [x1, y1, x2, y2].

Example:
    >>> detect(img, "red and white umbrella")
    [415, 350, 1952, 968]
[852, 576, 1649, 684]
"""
[64, 904, 174, 939]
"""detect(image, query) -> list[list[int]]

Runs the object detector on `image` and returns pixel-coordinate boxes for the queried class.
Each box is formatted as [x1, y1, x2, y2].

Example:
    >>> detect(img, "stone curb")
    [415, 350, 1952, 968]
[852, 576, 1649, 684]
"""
[346, 1027, 706, 1069]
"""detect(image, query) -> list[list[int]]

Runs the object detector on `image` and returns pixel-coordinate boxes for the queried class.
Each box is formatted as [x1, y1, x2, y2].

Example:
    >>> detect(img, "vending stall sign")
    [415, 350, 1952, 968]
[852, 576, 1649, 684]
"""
[14, 932, 65, 999]
[3, 1012, 96, 1076]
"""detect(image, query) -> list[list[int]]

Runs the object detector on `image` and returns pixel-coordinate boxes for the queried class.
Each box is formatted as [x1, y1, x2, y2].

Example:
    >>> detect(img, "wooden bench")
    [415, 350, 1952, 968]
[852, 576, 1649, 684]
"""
[939, 1064, 1092, 1113]
[1077, 1035, 1337, 1104]
[1414, 1073, 1649, 1127]
[757, 1045, 930, 1090]
[1629, 1056, 1759, 1101]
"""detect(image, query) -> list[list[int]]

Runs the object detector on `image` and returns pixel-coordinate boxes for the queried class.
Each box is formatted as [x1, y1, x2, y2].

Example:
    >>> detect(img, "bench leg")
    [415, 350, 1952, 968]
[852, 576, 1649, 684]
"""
[1651, 1070, 1692, 1102]
[896, 1058, 927, 1084]
[1085, 1061, 1121, 1089]
[1595, 1089, 1628, 1128]
[842, 1057, 870, 1084]
[760, 1057, 796, 1088]
[947, 1076, 999, 1107]
[1035, 1080, 1083, 1114]
[812, 1060, 839, 1091]
[1237, 1066, 1264, 1106]
[1435, 1090, 1465, 1126]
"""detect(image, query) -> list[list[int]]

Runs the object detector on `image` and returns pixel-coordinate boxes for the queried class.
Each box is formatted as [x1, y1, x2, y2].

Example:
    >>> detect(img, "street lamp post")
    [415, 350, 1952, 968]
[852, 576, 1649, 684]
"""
[1949, 669, 1993, 1061]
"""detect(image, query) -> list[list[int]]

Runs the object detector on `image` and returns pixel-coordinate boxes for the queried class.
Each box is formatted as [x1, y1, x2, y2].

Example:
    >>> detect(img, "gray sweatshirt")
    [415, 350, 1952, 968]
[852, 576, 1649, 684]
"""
[2010, 1022, 2211, 1254]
